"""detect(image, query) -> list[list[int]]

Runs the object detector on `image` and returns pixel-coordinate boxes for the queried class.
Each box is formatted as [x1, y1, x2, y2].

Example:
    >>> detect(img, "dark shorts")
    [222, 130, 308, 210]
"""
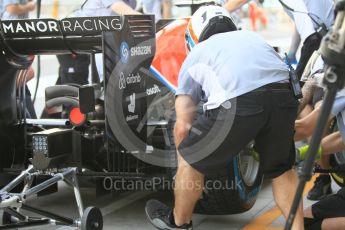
[304, 217, 322, 230]
[56, 54, 90, 85]
[178, 83, 298, 179]
[312, 187, 345, 220]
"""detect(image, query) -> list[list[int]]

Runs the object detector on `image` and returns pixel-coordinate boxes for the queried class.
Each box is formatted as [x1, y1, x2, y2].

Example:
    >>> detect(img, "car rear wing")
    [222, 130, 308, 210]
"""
[0, 15, 155, 68]
[0, 15, 156, 139]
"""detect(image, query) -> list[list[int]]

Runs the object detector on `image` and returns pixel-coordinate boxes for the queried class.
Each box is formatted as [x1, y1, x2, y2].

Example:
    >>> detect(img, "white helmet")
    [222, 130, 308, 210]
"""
[185, 5, 237, 52]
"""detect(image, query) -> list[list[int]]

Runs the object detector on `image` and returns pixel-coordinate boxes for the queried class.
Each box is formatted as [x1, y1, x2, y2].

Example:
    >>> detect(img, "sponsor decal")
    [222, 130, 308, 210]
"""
[61, 17, 121, 34]
[120, 42, 130, 63]
[1, 17, 122, 37]
[118, 72, 141, 90]
[130, 45, 152, 57]
[119, 72, 127, 90]
[146, 84, 161, 96]
[126, 93, 139, 122]
[119, 44, 151, 63]
[126, 115, 139, 122]
[128, 93, 136, 113]
[2, 20, 59, 34]
[126, 73, 141, 84]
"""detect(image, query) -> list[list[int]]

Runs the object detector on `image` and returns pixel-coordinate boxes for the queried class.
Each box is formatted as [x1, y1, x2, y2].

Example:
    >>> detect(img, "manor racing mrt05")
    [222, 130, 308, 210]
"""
[0, 15, 263, 229]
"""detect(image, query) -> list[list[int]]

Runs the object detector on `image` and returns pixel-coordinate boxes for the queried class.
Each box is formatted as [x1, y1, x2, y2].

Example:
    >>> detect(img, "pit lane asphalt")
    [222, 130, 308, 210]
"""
[0, 178, 341, 229]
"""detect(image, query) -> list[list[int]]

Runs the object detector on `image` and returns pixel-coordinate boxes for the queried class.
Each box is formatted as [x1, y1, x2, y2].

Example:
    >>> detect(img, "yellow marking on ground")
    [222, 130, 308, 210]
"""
[242, 175, 317, 230]
[242, 206, 282, 230]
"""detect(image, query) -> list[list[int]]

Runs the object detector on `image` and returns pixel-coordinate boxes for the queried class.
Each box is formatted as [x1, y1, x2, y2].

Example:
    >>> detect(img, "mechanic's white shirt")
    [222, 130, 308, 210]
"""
[138, 0, 162, 22]
[72, 0, 136, 17]
[71, 0, 137, 82]
[281, 0, 334, 41]
[176, 31, 289, 111]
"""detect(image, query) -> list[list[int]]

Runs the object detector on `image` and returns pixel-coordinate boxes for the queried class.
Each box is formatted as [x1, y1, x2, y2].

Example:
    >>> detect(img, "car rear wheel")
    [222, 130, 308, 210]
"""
[164, 125, 263, 215]
[194, 144, 263, 215]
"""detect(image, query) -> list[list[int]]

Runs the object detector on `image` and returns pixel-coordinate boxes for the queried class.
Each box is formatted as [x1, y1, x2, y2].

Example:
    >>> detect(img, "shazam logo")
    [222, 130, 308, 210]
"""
[120, 42, 129, 63]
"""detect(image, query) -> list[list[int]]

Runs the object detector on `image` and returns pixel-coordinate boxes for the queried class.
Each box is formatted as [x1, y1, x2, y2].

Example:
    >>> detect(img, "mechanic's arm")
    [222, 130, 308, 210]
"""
[5, 1, 36, 15]
[162, 0, 172, 19]
[298, 78, 316, 114]
[287, 24, 301, 62]
[298, 52, 325, 113]
[223, 0, 250, 12]
[174, 95, 196, 148]
[294, 103, 322, 141]
[294, 102, 335, 141]
[111, 1, 141, 15]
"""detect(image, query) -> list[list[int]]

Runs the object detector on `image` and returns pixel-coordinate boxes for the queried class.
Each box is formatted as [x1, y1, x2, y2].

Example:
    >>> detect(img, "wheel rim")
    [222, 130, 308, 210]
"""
[238, 148, 260, 187]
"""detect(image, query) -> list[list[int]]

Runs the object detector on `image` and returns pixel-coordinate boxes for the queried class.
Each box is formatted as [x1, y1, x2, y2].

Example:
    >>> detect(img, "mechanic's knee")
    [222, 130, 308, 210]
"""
[177, 153, 192, 168]
[174, 124, 190, 143]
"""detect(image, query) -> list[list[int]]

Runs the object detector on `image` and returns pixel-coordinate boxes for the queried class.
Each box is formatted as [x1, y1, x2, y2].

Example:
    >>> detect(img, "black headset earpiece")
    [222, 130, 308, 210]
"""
[199, 16, 237, 42]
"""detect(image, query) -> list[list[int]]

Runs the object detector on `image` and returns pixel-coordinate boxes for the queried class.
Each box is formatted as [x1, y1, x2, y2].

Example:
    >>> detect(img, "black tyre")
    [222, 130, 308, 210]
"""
[81, 207, 103, 230]
[165, 123, 263, 215]
[194, 144, 263, 215]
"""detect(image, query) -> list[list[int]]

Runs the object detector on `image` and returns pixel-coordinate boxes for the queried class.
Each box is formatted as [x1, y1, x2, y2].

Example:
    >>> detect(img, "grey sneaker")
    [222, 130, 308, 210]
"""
[145, 199, 193, 230]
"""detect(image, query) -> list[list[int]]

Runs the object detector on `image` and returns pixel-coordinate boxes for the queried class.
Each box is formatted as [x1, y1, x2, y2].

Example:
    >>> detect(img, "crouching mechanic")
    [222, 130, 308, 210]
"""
[145, 5, 304, 230]
[304, 186, 345, 230]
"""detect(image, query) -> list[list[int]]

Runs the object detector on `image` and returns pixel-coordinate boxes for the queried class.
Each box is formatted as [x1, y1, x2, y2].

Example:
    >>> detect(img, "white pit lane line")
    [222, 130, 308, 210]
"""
[56, 191, 153, 230]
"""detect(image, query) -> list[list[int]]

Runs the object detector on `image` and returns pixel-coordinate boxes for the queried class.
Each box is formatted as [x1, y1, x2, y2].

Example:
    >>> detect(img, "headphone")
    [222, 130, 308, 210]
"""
[199, 15, 237, 42]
